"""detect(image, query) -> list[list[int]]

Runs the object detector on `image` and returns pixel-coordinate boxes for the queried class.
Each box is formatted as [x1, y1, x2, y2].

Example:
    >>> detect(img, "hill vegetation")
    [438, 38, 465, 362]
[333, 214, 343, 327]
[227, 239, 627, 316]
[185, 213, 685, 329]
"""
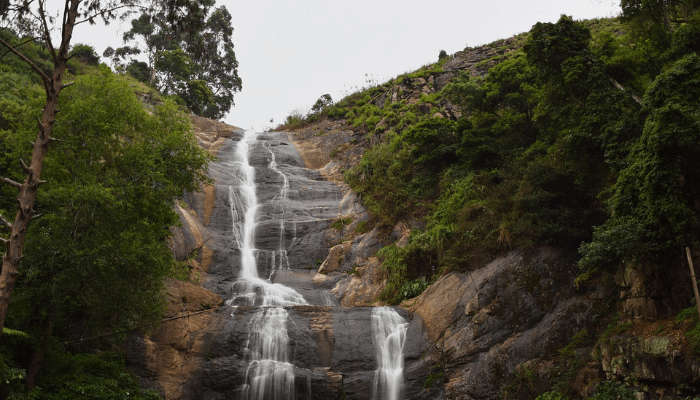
[288, 4, 700, 307]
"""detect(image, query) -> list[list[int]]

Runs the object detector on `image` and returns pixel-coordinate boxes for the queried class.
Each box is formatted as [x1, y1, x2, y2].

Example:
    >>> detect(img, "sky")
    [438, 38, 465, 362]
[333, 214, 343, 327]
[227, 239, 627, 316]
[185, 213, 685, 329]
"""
[50, 0, 621, 131]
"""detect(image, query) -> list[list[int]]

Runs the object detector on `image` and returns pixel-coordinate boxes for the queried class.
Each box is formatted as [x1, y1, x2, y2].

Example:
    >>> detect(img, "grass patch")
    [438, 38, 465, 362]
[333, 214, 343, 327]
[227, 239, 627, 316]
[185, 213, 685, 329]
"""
[331, 216, 353, 231]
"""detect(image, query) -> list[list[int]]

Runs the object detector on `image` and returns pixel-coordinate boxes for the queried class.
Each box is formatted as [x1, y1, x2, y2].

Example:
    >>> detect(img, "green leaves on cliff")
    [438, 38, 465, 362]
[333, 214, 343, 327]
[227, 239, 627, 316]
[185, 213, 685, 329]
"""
[340, 12, 700, 301]
[580, 53, 700, 268]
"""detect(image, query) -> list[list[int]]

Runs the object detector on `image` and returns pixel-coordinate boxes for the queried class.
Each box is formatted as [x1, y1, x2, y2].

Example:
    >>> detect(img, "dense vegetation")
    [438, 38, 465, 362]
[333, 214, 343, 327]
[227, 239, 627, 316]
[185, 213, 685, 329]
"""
[0, 28, 209, 398]
[293, 6, 700, 307]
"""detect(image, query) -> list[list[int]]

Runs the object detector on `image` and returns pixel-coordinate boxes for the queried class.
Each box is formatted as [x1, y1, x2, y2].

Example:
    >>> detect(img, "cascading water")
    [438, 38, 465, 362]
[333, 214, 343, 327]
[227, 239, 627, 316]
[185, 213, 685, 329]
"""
[265, 142, 292, 272]
[227, 131, 307, 400]
[371, 307, 408, 400]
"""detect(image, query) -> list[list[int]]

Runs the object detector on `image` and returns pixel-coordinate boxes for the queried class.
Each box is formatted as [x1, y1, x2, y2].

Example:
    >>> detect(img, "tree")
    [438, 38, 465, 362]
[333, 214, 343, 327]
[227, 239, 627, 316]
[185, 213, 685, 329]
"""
[1, 68, 208, 386]
[69, 43, 99, 65]
[116, 0, 242, 118]
[0, 0, 140, 336]
[311, 93, 333, 113]
[621, 0, 700, 27]
[524, 15, 591, 78]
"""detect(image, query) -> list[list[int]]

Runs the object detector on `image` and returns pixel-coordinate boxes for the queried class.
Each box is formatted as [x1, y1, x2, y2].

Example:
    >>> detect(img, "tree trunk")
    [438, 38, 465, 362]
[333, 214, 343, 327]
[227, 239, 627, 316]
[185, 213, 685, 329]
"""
[685, 247, 700, 320]
[0, 78, 62, 334]
[26, 318, 53, 390]
[0, 0, 80, 335]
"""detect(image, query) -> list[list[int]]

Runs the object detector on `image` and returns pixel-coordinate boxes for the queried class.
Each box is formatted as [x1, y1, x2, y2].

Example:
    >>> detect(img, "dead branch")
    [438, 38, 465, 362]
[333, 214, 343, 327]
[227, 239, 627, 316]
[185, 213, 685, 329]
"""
[1, 177, 21, 188]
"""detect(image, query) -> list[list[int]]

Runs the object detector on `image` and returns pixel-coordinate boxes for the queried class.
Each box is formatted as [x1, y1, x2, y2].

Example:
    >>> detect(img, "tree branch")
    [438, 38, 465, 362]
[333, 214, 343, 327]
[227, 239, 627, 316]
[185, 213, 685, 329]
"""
[74, 4, 140, 26]
[19, 158, 30, 173]
[0, 37, 40, 61]
[610, 77, 642, 105]
[37, 0, 57, 61]
[0, 37, 50, 85]
[0, 213, 12, 229]
[1, 177, 21, 189]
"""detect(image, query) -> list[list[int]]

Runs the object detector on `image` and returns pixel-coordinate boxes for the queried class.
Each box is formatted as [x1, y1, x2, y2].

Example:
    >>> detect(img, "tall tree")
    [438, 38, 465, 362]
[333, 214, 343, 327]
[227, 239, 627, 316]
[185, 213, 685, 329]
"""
[114, 0, 242, 118]
[0, 0, 139, 336]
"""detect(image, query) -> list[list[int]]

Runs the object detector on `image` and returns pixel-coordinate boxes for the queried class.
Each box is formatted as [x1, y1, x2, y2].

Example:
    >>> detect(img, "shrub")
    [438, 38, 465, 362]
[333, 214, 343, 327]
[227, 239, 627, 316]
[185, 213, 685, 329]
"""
[536, 392, 569, 400]
[588, 381, 635, 400]
[331, 216, 353, 231]
[69, 43, 100, 65]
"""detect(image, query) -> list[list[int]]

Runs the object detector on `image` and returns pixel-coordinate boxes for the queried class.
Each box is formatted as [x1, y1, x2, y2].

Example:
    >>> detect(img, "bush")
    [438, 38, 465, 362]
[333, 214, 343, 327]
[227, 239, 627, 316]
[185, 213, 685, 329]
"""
[331, 216, 352, 230]
[588, 381, 635, 400]
[536, 391, 569, 400]
[69, 43, 100, 65]
[278, 111, 306, 130]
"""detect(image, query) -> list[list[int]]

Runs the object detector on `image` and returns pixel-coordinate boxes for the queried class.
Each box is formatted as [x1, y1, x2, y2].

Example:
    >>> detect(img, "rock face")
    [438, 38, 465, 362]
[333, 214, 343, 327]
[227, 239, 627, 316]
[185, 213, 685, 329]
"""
[598, 333, 700, 397]
[409, 249, 600, 400]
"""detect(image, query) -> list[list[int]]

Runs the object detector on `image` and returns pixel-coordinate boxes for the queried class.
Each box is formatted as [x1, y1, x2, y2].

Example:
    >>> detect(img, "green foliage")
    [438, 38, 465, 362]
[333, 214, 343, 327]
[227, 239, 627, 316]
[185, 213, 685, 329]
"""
[399, 278, 430, 300]
[536, 391, 569, 400]
[525, 15, 592, 77]
[588, 381, 635, 400]
[580, 53, 700, 268]
[685, 322, 700, 355]
[311, 93, 333, 113]
[675, 306, 698, 322]
[69, 43, 100, 65]
[423, 369, 444, 389]
[278, 111, 307, 130]
[126, 60, 151, 83]
[354, 220, 371, 234]
[676, 307, 700, 354]
[10, 68, 208, 338]
[0, 29, 53, 84]
[2, 349, 160, 400]
[331, 216, 353, 231]
[377, 236, 437, 304]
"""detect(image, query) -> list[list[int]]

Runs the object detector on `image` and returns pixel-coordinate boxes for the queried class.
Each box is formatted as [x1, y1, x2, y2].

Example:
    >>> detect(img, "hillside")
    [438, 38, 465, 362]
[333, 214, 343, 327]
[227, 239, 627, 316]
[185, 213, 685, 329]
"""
[283, 14, 700, 399]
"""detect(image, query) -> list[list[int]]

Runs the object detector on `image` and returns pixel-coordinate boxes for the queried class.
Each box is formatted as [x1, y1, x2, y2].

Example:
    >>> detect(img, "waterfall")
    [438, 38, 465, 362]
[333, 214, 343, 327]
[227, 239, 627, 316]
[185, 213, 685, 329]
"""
[241, 308, 296, 400]
[228, 131, 307, 400]
[371, 307, 408, 400]
[265, 142, 291, 271]
[236, 130, 260, 280]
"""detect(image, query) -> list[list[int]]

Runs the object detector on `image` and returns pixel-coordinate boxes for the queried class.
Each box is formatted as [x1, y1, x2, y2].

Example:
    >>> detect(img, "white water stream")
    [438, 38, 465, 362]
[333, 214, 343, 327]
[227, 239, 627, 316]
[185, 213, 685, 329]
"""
[371, 307, 409, 400]
[265, 142, 292, 272]
[227, 131, 307, 400]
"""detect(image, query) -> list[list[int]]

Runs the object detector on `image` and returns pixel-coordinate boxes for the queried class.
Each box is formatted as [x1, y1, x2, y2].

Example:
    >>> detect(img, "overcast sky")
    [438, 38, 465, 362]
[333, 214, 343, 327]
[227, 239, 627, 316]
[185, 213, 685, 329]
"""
[56, 0, 621, 130]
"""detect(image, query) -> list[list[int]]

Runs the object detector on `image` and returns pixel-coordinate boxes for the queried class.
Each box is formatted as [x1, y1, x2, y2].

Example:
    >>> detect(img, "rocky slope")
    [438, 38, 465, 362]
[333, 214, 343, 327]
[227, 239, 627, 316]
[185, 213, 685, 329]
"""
[128, 116, 441, 399]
